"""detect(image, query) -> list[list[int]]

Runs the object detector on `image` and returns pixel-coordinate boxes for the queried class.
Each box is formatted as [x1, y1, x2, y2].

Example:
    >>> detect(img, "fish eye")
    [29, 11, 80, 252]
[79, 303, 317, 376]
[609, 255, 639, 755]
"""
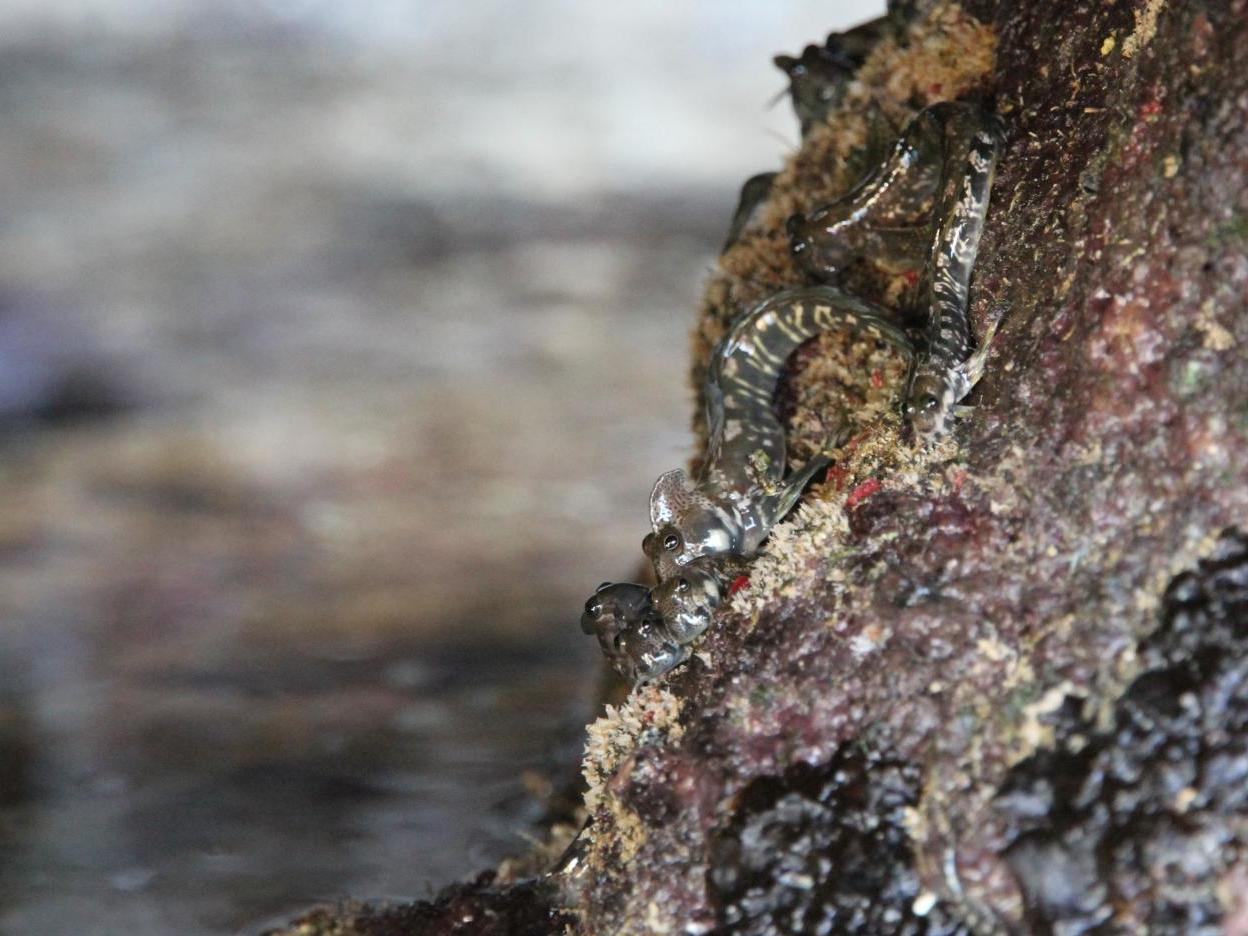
[612, 634, 625, 652]
[585, 598, 602, 616]
[677, 578, 690, 592]
[921, 394, 940, 412]
[663, 533, 680, 551]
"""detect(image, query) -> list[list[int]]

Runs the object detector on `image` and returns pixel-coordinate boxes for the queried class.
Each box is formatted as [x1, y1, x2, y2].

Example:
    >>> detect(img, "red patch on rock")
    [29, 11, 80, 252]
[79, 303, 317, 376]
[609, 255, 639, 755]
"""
[824, 464, 849, 490]
[846, 479, 882, 509]
[729, 575, 751, 595]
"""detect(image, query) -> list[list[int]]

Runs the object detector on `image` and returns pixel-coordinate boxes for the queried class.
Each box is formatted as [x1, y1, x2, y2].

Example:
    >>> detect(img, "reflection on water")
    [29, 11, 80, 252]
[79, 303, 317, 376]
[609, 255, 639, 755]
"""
[0, 622, 587, 933]
[0, 1, 879, 933]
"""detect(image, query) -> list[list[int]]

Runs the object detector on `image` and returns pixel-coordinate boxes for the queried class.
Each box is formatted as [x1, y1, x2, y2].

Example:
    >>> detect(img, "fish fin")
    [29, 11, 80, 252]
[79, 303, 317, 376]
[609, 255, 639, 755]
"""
[649, 468, 695, 528]
[956, 315, 1001, 392]
[773, 454, 831, 520]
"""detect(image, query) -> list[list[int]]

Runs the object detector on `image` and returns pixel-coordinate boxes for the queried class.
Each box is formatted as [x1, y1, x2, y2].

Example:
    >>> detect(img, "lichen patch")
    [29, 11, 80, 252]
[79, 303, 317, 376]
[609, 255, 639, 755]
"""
[1122, 0, 1166, 59]
[581, 685, 684, 814]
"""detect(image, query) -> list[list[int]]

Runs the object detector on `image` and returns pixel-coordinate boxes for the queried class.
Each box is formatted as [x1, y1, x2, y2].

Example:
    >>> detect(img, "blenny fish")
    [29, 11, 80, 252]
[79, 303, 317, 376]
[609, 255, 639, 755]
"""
[646, 285, 915, 581]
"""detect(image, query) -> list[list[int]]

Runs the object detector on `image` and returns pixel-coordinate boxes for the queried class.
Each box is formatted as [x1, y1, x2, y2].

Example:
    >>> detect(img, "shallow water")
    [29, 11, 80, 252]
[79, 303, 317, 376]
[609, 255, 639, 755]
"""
[0, 3, 879, 933]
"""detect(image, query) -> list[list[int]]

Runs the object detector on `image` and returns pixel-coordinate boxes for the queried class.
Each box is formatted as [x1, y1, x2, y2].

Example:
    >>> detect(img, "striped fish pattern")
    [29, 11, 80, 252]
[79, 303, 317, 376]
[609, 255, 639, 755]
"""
[580, 102, 1004, 686]
[652, 555, 728, 645]
[904, 110, 1004, 440]
[646, 285, 915, 581]
[587, 288, 916, 685]
[578, 557, 730, 685]
[579, 581, 685, 684]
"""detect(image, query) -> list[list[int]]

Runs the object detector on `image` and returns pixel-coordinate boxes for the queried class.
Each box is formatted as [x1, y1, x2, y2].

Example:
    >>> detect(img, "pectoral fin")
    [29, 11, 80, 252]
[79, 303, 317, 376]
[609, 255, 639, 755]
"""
[772, 455, 832, 521]
[954, 315, 1001, 394]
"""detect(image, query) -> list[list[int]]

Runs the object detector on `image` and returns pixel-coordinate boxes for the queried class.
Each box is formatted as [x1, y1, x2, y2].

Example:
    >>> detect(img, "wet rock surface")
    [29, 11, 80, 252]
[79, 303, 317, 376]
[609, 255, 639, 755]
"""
[708, 753, 968, 936]
[998, 531, 1248, 934]
[563, 0, 1248, 933]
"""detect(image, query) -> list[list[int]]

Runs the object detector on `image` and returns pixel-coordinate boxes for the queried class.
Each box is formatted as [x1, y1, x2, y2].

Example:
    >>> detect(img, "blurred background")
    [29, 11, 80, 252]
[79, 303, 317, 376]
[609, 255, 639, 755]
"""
[0, 2, 881, 933]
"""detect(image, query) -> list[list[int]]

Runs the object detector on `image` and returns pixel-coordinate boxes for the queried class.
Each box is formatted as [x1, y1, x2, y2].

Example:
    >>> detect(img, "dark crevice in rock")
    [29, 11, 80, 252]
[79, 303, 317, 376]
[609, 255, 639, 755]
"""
[709, 751, 968, 936]
[998, 529, 1248, 934]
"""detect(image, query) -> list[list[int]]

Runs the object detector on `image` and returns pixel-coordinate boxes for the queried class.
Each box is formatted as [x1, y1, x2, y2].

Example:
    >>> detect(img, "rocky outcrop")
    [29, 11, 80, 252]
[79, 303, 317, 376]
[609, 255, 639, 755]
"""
[275, 0, 1248, 932]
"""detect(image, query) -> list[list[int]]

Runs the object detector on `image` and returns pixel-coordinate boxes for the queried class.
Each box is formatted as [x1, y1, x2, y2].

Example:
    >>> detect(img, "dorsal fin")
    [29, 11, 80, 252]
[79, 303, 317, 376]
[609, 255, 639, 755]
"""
[649, 469, 696, 528]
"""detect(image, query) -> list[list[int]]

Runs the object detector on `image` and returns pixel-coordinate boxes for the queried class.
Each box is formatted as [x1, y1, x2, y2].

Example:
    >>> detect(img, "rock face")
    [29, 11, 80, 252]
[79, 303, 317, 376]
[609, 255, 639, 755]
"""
[267, 875, 572, 936]
[997, 534, 1248, 932]
[569, 0, 1248, 933]
[275, 0, 1248, 932]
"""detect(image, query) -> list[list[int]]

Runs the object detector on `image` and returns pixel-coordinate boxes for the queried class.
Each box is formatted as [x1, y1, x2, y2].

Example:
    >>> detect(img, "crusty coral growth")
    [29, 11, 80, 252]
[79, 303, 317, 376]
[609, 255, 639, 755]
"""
[581, 685, 684, 815]
[1120, 0, 1165, 60]
[779, 325, 912, 471]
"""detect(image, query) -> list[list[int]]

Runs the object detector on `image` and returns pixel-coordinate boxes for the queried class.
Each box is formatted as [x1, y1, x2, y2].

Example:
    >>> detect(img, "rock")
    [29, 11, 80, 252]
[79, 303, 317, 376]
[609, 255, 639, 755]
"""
[570, 0, 1248, 931]
[265, 875, 570, 936]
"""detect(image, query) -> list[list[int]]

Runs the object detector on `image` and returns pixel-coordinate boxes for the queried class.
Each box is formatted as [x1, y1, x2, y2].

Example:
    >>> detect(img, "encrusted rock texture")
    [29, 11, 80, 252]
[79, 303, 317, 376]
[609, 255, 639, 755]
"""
[274, 0, 1248, 932]
[571, 0, 1248, 933]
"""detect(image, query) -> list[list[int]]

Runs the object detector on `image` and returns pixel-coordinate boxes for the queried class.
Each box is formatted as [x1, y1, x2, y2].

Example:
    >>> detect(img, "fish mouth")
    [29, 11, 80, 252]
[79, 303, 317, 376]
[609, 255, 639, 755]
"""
[910, 414, 942, 438]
